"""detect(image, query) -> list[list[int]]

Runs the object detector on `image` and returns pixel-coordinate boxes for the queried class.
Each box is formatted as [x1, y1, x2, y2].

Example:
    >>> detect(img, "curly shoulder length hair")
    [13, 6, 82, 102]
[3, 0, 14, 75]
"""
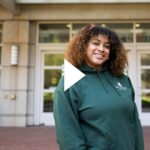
[65, 24, 128, 76]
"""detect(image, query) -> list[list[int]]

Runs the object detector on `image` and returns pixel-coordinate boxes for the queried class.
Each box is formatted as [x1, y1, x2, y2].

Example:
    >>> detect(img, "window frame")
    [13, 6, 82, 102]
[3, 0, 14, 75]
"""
[0, 23, 2, 89]
[137, 49, 150, 114]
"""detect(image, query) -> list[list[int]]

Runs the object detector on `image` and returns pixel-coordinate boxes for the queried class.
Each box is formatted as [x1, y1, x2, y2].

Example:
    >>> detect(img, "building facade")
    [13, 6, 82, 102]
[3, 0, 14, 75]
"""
[0, 0, 150, 126]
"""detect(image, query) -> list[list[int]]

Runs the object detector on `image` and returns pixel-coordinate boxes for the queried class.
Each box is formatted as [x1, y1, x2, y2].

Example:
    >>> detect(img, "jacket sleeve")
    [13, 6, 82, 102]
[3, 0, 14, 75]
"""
[133, 103, 144, 150]
[53, 84, 86, 150]
[128, 77, 144, 150]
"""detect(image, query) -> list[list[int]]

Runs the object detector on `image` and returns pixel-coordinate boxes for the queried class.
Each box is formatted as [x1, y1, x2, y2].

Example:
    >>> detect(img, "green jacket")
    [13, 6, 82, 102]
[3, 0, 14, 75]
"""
[53, 65, 144, 150]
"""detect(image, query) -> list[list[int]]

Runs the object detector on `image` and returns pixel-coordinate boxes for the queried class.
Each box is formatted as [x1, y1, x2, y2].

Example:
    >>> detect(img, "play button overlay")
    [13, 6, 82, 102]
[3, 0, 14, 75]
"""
[64, 59, 85, 91]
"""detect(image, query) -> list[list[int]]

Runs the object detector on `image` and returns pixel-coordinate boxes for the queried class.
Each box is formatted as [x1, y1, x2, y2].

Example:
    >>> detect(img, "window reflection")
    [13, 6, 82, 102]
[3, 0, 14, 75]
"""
[0, 25, 1, 87]
[141, 53, 150, 66]
[0, 24, 2, 43]
[38, 23, 135, 43]
[43, 93, 54, 112]
[141, 69, 150, 89]
[44, 69, 61, 89]
[39, 24, 69, 43]
[142, 92, 150, 112]
[136, 23, 150, 42]
[72, 23, 88, 35]
[0, 47, 1, 65]
[44, 54, 64, 66]
[104, 23, 133, 42]
[0, 47, 1, 87]
[43, 53, 64, 113]
[72, 23, 133, 42]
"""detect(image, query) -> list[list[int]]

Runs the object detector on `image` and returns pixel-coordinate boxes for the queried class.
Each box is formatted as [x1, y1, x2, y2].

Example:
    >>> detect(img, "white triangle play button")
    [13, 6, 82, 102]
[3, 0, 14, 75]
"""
[64, 59, 85, 91]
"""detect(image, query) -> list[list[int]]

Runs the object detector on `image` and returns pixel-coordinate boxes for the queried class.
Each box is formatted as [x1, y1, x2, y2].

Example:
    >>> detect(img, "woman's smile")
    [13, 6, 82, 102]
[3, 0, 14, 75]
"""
[93, 53, 104, 59]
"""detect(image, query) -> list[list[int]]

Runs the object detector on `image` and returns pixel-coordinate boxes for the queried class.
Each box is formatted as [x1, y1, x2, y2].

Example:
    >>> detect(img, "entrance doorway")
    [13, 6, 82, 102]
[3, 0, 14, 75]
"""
[40, 50, 64, 125]
[138, 50, 150, 126]
[37, 47, 150, 126]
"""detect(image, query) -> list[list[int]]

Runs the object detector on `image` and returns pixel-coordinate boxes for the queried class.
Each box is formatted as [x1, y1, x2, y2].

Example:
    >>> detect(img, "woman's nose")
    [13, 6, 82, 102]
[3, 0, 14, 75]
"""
[98, 44, 104, 52]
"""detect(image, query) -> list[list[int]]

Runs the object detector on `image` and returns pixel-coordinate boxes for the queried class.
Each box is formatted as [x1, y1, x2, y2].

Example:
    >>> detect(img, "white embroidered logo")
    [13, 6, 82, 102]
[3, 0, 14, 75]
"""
[115, 82, 127, 90]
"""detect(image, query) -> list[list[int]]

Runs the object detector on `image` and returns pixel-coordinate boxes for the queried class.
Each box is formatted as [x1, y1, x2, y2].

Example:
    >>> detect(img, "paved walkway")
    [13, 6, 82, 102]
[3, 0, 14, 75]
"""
[0, 126, 149, 150]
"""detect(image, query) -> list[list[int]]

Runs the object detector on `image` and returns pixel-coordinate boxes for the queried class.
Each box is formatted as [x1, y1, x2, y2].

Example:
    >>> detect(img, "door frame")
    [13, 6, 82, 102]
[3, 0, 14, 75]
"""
[124, 43, 144, 123]
[137, 45, 150, 126]
[34, 44, 65, 126]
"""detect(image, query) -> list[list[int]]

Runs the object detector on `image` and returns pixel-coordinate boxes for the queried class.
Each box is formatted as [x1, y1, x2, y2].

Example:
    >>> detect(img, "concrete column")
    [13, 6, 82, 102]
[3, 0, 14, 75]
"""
[26, 22, 37, 126]
[1, 20, 30, 126]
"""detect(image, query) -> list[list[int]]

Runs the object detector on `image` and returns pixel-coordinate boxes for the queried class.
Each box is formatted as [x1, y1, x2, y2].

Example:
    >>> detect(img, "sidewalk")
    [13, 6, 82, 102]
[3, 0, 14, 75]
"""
[0, 126, 149, 150]
[0, 126, 58, 150]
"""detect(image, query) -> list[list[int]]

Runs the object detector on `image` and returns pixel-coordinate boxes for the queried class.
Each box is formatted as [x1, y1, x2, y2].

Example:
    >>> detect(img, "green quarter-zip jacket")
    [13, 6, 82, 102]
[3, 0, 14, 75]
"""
[53, 65, 144, 150]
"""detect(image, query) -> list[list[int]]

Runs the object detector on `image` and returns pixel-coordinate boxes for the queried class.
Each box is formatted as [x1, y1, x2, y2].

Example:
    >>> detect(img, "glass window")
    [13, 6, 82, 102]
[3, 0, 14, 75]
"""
[102, 23, 133, 43]
[43, 93, 54, 112]
[43, 53, 64, 112]
[140, 52, 150, 112]
[141, 53, 150, 66]
[72, 23, 133, 43]
[0, 47, 1, 65]
[44, 69, 62, 89]
[72, 23, 89, 36]
[136, 23, 150, 42]
[142, 93, 150, 112]
[0, 24, 2, 88]
[141, 53, 150, 89]
[44, 54, 64, 66]
[0, 24, 2, 43]
[141, 69, 150, 89]
[39, 24, 69, 43]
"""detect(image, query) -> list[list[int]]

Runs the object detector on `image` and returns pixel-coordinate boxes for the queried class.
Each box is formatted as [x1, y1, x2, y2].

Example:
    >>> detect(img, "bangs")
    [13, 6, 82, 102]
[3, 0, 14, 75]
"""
[90, 26, 112, 38]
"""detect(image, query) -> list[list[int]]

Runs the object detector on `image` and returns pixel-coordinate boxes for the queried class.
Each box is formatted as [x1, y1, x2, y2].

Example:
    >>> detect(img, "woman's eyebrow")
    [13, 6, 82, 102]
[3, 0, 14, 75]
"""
[91, 38, 110, 44]
[104, 42, 110, 44]
[91, 38, 100, 42]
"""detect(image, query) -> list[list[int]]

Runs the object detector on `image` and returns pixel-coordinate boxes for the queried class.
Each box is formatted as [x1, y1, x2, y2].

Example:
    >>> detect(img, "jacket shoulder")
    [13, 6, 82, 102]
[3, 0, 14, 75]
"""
[56, 76, 64, 91]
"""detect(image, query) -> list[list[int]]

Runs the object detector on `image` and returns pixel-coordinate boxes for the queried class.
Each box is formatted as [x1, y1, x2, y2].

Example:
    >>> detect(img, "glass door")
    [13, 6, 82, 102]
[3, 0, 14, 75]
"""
[40, 52, 64, 125]
[138, 51, 150, 126]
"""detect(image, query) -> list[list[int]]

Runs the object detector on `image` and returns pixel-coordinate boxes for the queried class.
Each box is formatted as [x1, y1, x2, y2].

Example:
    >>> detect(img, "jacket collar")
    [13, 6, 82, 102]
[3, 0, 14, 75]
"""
[78, 64, 108, 74]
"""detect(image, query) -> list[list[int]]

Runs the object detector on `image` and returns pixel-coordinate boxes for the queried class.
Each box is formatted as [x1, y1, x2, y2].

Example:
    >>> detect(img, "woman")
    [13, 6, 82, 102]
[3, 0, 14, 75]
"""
[53, 24, 144, 150]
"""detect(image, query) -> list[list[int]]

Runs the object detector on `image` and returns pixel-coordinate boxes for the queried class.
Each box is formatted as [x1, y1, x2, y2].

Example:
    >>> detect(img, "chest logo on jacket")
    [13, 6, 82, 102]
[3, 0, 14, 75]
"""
[115, 82, 127, 91]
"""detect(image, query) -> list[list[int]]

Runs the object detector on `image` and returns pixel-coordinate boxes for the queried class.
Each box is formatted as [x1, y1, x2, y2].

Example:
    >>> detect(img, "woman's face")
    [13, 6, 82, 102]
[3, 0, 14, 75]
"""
[85, 35, 110, 70]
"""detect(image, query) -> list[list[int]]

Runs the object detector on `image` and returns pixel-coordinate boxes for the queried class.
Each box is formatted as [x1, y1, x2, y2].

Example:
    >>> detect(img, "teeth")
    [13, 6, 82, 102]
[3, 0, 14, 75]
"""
[95, 53, 103, 58]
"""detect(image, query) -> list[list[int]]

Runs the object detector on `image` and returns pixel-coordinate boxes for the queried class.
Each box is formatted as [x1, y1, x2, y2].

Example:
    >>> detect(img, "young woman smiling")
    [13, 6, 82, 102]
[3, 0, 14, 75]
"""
[53, 24, 144, 150]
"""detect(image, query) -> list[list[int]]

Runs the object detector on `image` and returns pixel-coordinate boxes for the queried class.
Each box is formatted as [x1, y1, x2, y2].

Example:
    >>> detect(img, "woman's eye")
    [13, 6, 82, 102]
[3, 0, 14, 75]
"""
[92, 42, 99, 45]
[104, 45, 110, 49]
